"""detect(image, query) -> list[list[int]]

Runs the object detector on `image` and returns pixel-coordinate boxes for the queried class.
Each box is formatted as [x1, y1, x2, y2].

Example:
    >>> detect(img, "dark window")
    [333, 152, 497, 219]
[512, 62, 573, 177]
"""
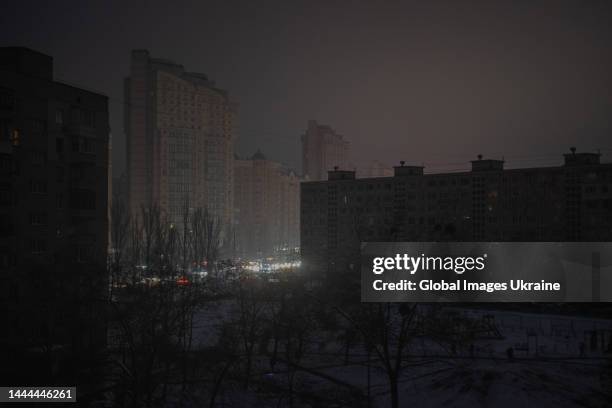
[71, 136, 95, 153]
[0, 155, 11, 172]
[30, 180, 47, 194]
[30, 238, 47, 254]
[83, 138, 93, 153]
[30, 150, 47, 166]
[0, 214, 13, 236]
[70, 189, 96, 210]
[76, 245, 91, 263]
[26, 118, 46, 134]
[0, 88, 15, 110]
[72, 107, 95, 127]
[0, 183, 11, 206]
[29, 212, 47, 226]
[72, 136, 79, 152]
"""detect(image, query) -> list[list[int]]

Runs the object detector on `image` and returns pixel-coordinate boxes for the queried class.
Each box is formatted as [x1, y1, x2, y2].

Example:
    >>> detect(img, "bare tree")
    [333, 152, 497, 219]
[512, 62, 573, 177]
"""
[312, 290, 421, 408]
[264, 280, 318, 408]
[179, 195, 192, 274]
[107, 203, 233, 407]
[191, 208, 206, 269]
[110, 205, 185, 406]
[191, 208, 222, 276]
[140, 205, 158, 272]
[205, 210, 222, 275]
[109, 195, 130, 299]
[357, 303, 419, 408]
[235, 279, 268, 389]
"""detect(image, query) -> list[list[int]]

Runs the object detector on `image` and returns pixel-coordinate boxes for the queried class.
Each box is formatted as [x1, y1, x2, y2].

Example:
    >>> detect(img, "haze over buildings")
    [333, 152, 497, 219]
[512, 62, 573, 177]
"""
[301, 120, 350, 181]
[125, 50, 236, 227]
[234, 150, 300, 259]
[3, 2, 612, 175]
[357, 160, 394, 179]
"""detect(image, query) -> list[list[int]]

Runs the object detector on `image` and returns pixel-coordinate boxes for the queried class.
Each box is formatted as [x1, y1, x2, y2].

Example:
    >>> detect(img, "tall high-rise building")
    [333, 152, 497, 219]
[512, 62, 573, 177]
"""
[301, 120, 350, 181]
[234, 150, 301, 259]
[125, 50, 236, 229]
[0, 47, 109, 381]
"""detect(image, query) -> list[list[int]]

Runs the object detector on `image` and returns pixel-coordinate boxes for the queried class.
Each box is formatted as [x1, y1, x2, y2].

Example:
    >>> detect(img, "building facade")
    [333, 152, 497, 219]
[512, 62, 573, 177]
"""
[125, 50, 236, 229]
[0, 47, 109, 380]
[301, 151, 612, 277]
[301, 120, 350, 181]
[234, 150, 300, 259]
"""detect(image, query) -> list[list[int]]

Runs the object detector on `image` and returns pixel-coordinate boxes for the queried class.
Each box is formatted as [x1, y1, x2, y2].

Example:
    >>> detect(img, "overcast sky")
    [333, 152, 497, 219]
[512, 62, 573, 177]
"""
[2, 0, 612, 175]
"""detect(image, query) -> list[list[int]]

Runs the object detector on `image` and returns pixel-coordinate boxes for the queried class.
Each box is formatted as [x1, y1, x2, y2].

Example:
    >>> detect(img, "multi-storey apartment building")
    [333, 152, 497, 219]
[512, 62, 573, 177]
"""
[301, 150, 612, 277]
[234, 150, 300, 259]
[301, 120, 350, 181]
[0, 47, 109, 380]
[125, 50, 236, 229]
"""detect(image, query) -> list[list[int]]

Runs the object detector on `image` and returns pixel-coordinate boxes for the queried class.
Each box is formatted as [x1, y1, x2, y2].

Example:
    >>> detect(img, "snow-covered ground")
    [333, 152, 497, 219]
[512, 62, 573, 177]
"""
[298, 354, 609, 408]
[185, 303, 612, 407]
[299, 308, 612, 407]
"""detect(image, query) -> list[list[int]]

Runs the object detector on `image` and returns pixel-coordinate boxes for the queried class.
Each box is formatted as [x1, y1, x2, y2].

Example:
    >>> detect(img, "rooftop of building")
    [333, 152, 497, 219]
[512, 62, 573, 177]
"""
[0, 46, 53, 80]
[234, 150, 302, 177]
[131, 49, 231, 96]
[303, 148, 610, 186]
[0, 46, 108, 99]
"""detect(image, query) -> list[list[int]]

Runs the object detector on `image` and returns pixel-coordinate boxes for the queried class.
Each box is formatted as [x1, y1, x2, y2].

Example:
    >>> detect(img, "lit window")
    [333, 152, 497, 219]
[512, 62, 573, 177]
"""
[10, 129, 19, 146]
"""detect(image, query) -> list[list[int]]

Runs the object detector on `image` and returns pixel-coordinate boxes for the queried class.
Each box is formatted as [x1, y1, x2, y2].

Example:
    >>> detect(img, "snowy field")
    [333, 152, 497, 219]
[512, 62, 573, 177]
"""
[181, 301, 612, 407]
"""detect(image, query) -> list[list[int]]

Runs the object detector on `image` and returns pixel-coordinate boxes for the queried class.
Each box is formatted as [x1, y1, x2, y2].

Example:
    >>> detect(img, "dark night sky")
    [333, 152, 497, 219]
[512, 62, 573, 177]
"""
[2, 0, 612, 175]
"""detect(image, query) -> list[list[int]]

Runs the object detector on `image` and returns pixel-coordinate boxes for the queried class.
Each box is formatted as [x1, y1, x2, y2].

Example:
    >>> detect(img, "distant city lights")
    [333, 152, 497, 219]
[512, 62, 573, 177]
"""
[244, 260, 301, 272]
